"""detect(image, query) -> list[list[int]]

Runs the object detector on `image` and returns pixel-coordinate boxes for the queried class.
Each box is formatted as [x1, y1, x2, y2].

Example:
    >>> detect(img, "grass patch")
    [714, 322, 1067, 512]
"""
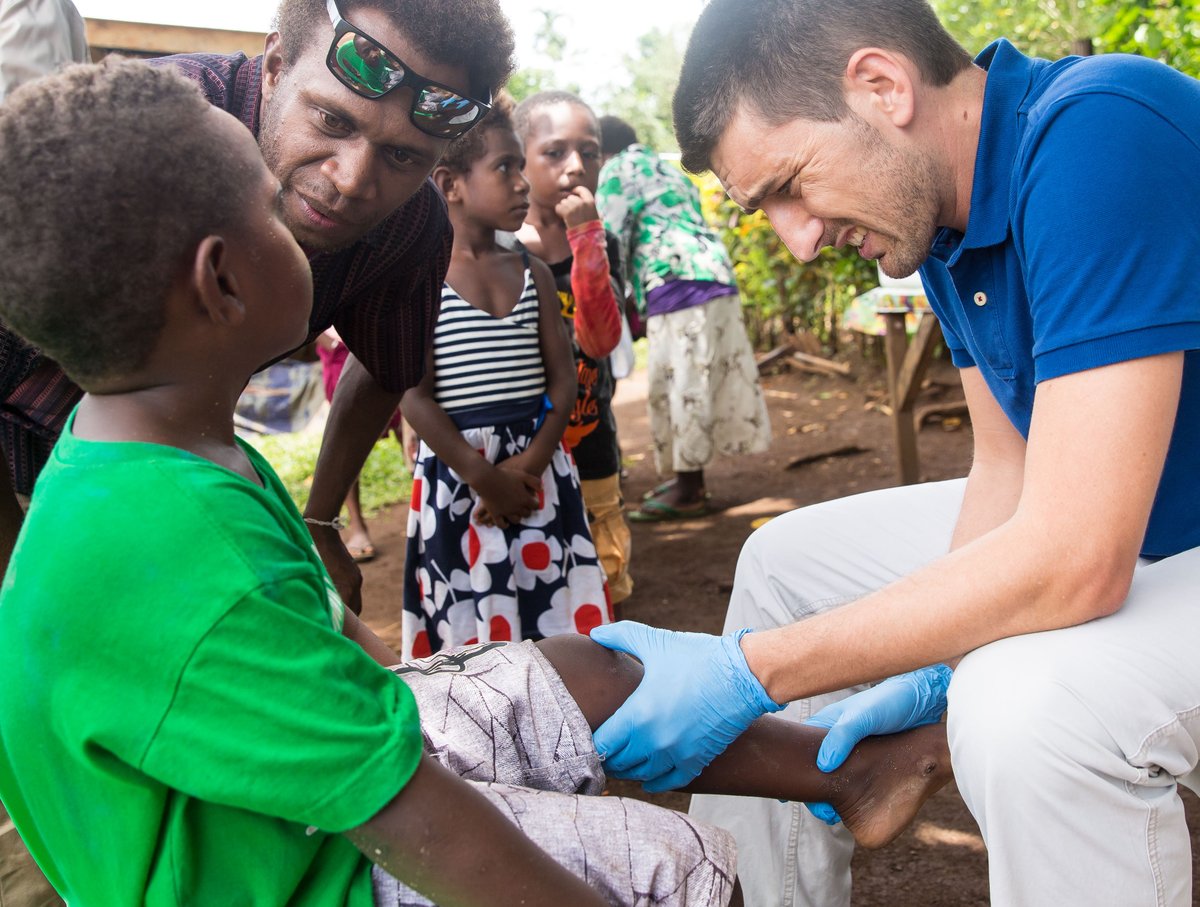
[247, 431, 412, 519]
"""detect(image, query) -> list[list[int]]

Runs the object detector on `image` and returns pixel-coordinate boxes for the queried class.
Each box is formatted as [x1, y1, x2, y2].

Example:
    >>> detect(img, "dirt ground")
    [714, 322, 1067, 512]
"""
[358, 346, 1200, 905]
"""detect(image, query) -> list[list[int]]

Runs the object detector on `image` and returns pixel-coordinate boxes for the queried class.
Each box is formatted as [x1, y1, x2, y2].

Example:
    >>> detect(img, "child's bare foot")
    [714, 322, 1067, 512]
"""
[823, 723, 952, 849]
[344, 529, 376, 563]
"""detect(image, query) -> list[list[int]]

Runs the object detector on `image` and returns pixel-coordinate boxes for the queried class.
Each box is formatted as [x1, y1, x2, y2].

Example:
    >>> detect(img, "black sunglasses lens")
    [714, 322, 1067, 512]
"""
[413, 87, 483, 137]
[328, 28, 485, 137]
[330, 31, 405, 96]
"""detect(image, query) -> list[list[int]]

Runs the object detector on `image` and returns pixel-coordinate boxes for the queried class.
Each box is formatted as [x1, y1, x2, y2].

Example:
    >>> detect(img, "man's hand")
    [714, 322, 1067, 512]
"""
[308, 522, 363, 615]
[555, 187, 601, 230]
[802, 664, 952, 825]
[590, 622, 784, 792]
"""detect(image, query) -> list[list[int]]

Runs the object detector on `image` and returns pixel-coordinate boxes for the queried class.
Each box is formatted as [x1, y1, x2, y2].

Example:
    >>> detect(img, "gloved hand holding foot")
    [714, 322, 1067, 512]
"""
[803, 663, 953, 824]
[590, 621, 784, 792]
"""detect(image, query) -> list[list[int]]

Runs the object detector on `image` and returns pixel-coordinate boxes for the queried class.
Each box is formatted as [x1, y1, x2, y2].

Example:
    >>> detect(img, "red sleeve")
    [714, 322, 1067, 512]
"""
[566, 220, 622, 359]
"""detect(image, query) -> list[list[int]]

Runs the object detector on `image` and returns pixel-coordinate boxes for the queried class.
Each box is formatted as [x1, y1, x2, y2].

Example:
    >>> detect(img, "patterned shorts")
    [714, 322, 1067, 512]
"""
[646, 294, 771, 475]
[372, 641, 737, 907]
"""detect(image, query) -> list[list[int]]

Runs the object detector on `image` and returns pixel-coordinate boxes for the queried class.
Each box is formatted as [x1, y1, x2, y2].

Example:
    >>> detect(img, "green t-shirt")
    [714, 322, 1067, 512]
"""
[0, 416, 423, 906]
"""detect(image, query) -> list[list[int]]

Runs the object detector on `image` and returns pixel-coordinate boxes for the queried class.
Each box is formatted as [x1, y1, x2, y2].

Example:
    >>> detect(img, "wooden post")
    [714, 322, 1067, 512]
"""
[880, 311, 943, 485]
[881, 309, 918, 484]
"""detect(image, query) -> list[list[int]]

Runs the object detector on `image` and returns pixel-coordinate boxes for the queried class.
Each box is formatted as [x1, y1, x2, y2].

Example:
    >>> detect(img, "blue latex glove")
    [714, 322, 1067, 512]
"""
[590, 621, 784, 793]
[802, 664, 953, 825]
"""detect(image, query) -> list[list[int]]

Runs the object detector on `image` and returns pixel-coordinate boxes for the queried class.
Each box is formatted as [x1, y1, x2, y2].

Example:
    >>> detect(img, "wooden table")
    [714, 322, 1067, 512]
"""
[846, 287, 945, 485]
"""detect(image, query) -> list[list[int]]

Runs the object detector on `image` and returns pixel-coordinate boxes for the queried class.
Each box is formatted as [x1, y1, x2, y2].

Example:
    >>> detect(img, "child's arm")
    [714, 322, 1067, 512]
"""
[345, 754, 607, 906]
[343, 608, 402, 667]
[559, 188, 622, 360]
[499, 257, 577, 481]
[400, 348, 540, 529]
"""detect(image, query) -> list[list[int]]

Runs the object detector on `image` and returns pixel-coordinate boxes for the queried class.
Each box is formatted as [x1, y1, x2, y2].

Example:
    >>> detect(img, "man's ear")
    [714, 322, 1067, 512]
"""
[432, 165, 460, 203]
[261, 31, 286, 104]
[844, 48, 915, 129]
[191, 235, 246, 328]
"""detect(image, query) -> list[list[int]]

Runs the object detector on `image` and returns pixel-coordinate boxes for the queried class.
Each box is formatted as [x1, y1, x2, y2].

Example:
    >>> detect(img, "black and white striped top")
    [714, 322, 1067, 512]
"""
[433, 269, 546, 414]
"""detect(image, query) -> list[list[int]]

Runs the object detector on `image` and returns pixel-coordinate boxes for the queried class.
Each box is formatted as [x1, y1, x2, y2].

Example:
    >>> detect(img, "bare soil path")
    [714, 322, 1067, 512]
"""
[360, 350, 1200, 905]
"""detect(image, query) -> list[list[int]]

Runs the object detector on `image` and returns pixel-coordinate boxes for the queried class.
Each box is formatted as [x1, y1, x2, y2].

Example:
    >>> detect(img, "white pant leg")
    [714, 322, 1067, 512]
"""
[689, 479, 965, 907]
[949, 545, 1200, 907]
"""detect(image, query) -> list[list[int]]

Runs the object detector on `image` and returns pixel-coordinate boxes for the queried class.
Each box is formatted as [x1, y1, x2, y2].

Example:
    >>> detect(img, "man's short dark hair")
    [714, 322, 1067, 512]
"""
[0, 59, 255, 389]
[599, 116, 638, 156]
[674, 0, 973, 173]
[512, 90, 597, 142]
[274, 0, 515, 100]
[439, 89, 515, 173]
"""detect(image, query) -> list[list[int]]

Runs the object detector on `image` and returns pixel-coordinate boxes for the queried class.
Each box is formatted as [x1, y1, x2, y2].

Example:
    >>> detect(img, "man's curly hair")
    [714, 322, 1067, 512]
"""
[438, 89, 515, 174]
[274, 0, 515, 100]
[0, 59, 256, 389]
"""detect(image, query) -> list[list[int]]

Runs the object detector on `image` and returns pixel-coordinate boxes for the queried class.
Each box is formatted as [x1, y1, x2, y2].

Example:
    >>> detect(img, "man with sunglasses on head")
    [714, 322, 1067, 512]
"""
[0, 0, 511, 611]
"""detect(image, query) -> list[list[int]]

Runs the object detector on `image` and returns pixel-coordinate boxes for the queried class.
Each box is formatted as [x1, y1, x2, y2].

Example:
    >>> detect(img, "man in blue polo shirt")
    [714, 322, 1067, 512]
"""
[585, 1, 1200, 904]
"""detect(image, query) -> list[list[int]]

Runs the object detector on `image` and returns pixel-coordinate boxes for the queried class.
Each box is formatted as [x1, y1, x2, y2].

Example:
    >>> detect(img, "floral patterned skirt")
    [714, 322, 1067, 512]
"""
[401, 415, 612, 660]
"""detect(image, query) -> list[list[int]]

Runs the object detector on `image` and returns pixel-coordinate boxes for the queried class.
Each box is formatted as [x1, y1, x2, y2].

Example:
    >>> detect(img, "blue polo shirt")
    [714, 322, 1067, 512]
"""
[919, 40, 1200, 557]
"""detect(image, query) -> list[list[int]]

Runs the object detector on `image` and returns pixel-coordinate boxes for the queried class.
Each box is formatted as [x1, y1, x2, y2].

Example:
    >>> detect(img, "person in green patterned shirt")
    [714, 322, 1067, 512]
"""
[597, 117, 770, 520]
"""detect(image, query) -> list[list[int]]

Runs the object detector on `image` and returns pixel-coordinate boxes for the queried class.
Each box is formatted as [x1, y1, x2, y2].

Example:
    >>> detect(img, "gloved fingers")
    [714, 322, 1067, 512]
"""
[804, 801, 843, 826]
[592, 701, 641, 768]
[803, 698, 850, 731]
[589, 620, 654, 660]
[643, 760, 705, 794]
[607, 747, 672, 782]
[815, 718, 872, 773]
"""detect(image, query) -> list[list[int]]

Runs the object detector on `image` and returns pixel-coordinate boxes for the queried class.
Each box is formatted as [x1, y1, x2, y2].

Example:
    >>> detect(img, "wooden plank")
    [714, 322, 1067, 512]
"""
[85, 19, 268, 59]
[894, 314, 942, 412]
[791, 351, 852, 376]
[882, 311, 919, 484]
[755, 344, 792, 372]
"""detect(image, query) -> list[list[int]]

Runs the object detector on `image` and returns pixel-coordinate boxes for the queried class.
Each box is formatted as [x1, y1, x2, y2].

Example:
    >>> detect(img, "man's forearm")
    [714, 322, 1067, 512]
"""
[742, 504, 1134, 705]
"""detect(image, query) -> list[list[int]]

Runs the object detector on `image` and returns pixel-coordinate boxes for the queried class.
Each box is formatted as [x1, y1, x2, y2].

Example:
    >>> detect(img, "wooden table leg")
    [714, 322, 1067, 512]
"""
[880, 310, 943, 485]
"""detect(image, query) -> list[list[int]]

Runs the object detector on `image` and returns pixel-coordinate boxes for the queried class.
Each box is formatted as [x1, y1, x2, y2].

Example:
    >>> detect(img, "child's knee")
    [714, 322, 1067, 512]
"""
[537, 635, 642, 730]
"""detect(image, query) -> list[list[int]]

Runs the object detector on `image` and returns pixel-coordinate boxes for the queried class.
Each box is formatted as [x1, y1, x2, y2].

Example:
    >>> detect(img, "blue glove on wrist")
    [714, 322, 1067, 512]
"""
[590, 621, 784, 793]
[802, 663, 952, 825]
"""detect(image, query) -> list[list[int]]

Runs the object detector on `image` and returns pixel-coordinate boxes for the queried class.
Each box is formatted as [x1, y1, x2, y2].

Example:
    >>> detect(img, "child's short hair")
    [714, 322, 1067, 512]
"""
[598, 115, 638, 156]
[0, 59, 255, 389]
[512, 90, 597, 142]
[439, 89, 516, 174]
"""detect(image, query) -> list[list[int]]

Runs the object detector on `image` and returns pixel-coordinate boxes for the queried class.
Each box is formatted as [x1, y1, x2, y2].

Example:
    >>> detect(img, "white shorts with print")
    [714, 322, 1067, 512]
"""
[372, 641, 737, 907]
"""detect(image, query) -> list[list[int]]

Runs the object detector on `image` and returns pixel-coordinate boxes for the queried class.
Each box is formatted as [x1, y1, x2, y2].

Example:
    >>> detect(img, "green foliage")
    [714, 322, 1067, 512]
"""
[506, 9, 580, 102]
[597, 28, 685, 153]
[247, 431, 412, 519]
[932, 0, 1200, 75]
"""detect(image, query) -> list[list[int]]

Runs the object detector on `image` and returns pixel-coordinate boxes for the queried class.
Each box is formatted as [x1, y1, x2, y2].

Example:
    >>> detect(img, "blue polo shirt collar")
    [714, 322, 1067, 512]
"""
[944, 39, 1038, 260]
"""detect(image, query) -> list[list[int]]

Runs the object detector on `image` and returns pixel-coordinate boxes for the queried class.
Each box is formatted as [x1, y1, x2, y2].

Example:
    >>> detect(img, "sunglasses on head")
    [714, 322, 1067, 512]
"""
[324, 0, 491, 139]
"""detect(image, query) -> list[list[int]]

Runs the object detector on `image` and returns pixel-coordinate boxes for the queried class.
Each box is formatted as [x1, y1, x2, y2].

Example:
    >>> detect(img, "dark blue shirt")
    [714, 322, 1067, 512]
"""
[919, 40, 1200, 557]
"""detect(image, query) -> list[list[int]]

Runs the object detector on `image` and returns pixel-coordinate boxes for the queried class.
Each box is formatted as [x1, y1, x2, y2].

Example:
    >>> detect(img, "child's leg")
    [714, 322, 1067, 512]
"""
[387, 641, 740, 906]
[537, 635, 952, 849]
[342, 479, 375, 561]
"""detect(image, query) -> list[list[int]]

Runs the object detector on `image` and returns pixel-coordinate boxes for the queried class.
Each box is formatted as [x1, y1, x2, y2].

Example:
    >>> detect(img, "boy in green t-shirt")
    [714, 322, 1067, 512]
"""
[0, 60, 952, 907]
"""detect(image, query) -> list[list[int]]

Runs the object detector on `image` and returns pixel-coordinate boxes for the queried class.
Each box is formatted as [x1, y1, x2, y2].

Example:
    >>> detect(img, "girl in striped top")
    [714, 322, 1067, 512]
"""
[399, 95, 611, 659]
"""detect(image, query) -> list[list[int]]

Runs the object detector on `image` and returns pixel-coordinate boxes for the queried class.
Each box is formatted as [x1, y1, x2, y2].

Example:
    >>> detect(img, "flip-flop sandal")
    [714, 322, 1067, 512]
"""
[642, 479, 679, 501]
[628, 498, 711, 522]
[348, 543, 377, 563]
